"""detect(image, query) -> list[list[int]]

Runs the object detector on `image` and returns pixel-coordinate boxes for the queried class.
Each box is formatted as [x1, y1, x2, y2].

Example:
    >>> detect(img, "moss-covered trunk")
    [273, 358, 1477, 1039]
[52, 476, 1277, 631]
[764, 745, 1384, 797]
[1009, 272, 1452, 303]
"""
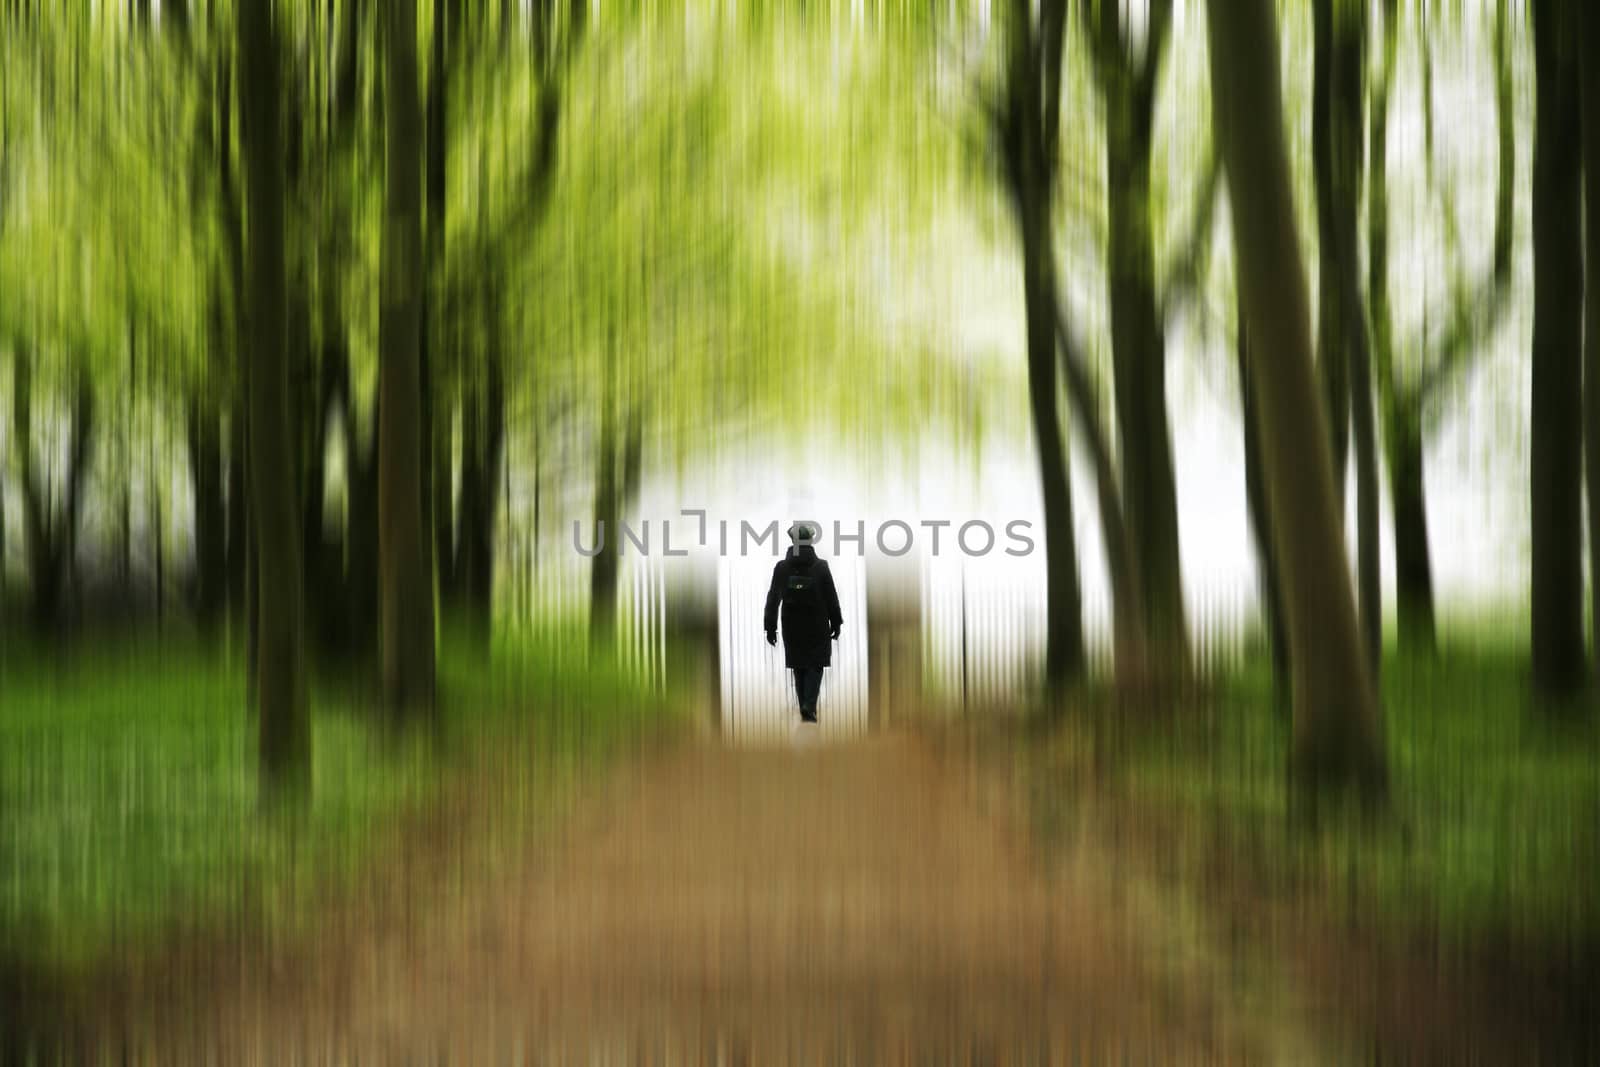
[379, 0, 437, 716]
[1206, 0, 1386, 804]
[238, 0, 310, 795]
[1529, 0, 1586, 697]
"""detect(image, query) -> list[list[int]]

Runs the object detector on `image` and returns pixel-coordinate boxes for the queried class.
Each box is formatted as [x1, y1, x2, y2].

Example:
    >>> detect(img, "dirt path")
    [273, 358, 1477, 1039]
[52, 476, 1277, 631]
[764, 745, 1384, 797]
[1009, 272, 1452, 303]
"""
[155, 732, 1315, 1061]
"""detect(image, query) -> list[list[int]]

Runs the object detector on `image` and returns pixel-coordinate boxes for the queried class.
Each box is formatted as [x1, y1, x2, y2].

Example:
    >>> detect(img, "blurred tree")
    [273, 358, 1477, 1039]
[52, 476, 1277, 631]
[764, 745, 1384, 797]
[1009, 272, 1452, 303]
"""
[239, 0, 311, 793]
[1368, 0, 1515, 656]
[1206, 0, 1386, 803]
[1582, 0, 1600, 677]
[379, 0, 436, 716]
[1529, 0, 1586, 698]
[993, 0, 1087, 692]
[1311, 0, 1380, 669]
[1079, 0, 1188, 671]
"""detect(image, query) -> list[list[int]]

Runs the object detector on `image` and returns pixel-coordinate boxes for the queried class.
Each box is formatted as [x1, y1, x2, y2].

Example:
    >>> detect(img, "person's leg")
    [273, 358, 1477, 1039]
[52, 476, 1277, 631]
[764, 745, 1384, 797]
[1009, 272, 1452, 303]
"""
[798, 666, 823, 722]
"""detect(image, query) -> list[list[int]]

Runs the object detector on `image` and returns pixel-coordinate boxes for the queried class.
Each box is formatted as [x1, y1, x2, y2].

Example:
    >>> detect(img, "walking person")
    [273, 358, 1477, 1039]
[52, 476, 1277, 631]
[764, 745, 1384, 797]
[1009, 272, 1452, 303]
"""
[764, 521, 844, 724]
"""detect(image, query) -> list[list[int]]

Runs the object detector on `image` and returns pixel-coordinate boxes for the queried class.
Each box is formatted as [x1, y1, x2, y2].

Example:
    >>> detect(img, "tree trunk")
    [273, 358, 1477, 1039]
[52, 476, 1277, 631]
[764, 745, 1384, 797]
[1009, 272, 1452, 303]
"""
[1314, 0, 1382, 670]
[1581, 0, 1600, 676]
[1390, 413, 1435, 651]
[1238, 300, 1289, 701]
[1311, 0, 1350, 499]
[1529, 0, 1586, 697]
[426, 0, 457, 613]
[458, 347, 506, 648]
[186, 397, 227, 637]
[1055, 318, 1147, 681]
[379, 0, 437, 716]
[589, 400, 620, 647]
[999, 0, 1084, 692]
[347, 403, 381, 666]
[1206, 0, 1386, 803]
[238, 0, 310, 795]
[1104, 93, 1187, 669]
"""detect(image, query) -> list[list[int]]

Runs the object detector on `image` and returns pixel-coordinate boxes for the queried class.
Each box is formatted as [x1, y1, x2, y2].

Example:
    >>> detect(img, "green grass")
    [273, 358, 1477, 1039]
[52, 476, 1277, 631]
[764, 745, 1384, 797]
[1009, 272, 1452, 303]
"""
[0, 624, 681, 975]
[1116, 640, 1600, 950]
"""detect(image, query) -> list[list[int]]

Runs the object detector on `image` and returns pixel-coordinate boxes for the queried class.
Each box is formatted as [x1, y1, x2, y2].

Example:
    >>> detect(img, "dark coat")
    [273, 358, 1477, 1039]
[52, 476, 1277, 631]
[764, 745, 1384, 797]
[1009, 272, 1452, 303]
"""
[763, 545, 844, 668]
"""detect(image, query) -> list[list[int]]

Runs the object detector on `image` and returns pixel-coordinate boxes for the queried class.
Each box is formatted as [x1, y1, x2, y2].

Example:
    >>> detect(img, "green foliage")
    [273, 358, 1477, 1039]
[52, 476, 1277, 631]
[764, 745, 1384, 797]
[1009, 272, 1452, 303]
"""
[1120, 642, 1600, 948]
[0, 631, 679, 974]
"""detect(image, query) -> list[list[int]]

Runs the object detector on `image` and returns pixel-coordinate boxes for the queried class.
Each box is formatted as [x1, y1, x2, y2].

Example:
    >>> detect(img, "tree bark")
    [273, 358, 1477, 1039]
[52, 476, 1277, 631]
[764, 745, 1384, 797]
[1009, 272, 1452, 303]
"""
[238, 0, 310, 795]
[1530, 0, 1586, 697]
[379, 0, 437, 715]
[1206, 0, 1386, 803]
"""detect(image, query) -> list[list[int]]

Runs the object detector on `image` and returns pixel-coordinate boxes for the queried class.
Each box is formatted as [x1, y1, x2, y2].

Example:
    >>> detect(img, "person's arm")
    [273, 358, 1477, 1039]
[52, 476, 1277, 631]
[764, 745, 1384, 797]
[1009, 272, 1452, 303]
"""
[823, 563, 844, 638]
[763, 562, 785, 643]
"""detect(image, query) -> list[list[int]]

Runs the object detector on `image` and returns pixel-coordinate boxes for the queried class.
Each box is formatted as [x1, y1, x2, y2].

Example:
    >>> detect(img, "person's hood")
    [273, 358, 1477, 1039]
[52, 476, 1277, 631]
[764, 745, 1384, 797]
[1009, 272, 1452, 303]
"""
[786, 544, 819, 566]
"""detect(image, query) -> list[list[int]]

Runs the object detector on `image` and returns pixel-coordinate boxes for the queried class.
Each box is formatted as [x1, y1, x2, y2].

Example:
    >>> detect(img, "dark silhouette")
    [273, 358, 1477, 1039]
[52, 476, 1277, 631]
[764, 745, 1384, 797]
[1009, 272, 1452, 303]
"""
[764, 522, 845, 724]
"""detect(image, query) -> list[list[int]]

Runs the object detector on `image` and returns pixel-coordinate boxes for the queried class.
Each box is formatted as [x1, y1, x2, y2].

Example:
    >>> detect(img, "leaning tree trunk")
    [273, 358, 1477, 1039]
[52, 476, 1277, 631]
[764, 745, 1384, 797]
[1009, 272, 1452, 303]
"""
[1581, 0, 1600, 676]
[1311, 0, 1350, 499]
[1529, 0, 1586, 698]
[379, 0, 437, 716]
[1206, 0, 1387, 805]
[238, 0, 310, 795]
[1238, 300, 1289, 704]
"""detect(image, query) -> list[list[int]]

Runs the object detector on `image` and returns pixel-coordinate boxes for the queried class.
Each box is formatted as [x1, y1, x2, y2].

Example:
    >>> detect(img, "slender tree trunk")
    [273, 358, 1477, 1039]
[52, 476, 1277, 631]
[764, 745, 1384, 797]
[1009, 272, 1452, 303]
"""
[459, 347, 506, 647]
[426, 0, 457, 612]
[227, 383, 249, 625]
[433, 382, 456, 608]
[1238, 300, 1288, 701]
[1314, 0, 1382, 669]
[1581, 0, 1600, 675]
[1206, 0, 1386, 804]
[1056, 325, 1146, 681]
[238, 0, 310, 794]
[999, 0, 1084, 692]
[379, 0, 436, 715]
[1530, 0, 1586, 697]
[1104, 99, 1186, 668]
[186, 397, 227, 637]
[589, 399, 620, 647]
[1390, 413, 1435, 651]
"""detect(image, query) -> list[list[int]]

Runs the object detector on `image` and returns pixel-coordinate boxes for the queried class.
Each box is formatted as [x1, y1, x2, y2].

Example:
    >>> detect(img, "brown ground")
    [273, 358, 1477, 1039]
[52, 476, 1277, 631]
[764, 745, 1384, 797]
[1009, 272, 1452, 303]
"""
[68, 731, 1326, 1063]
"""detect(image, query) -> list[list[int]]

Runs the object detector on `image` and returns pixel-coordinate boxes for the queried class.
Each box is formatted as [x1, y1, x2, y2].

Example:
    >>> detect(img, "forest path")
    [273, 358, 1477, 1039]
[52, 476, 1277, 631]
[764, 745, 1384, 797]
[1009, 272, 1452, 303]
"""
[185, 730, 1317, 1061]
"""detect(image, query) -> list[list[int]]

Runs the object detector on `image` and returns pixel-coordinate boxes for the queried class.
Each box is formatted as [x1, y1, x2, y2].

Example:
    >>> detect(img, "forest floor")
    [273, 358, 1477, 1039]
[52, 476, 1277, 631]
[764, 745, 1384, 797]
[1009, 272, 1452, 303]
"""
[49, 724, 1337, 1062]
